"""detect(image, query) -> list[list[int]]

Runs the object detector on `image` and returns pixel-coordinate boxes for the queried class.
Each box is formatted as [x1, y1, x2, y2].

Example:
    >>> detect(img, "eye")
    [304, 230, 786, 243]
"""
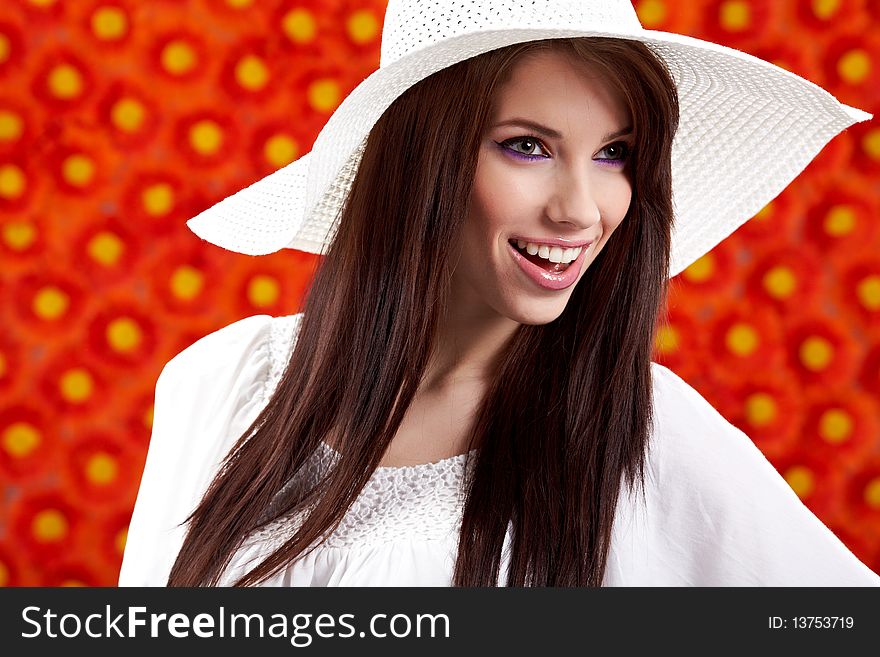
[595, 141, 631, 163]
[497, 136, 551, 159]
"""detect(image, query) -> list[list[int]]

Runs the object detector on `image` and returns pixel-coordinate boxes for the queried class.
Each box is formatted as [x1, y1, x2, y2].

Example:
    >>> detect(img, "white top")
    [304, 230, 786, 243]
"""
[118, 313, 880, 586]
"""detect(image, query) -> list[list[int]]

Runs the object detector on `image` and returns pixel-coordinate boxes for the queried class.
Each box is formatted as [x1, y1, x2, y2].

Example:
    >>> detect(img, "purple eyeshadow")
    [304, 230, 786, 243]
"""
[495, 139, 629, 167]
[498, 143, 544, 161]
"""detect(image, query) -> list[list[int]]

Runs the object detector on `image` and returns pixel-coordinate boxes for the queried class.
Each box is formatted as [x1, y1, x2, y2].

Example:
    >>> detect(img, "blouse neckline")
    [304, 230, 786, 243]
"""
[317, 440, 478, 473]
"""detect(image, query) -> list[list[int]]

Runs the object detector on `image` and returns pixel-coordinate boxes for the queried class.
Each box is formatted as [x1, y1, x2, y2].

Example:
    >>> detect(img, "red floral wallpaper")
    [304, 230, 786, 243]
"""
[0, 0, 877, 586]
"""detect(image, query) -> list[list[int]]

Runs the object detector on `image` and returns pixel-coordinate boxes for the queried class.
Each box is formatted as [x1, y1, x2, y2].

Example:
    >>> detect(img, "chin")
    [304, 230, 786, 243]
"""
[502, 297, 572, 326]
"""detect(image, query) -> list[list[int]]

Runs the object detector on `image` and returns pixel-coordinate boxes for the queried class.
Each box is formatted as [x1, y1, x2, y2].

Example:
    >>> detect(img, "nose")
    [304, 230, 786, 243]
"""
[545, 167, 603, 230]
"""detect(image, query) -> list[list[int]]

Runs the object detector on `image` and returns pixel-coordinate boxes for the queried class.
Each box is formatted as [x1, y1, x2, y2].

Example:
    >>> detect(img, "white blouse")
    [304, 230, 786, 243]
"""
[118, 313, 880, 586]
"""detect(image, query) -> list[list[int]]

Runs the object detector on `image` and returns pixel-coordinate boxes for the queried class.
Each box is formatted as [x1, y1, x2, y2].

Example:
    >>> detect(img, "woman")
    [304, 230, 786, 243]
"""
[118, 0, 880, 587]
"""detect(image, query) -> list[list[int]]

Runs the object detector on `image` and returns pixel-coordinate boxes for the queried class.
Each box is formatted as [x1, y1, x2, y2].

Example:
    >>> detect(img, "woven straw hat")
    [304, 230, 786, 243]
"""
[186, 0, 871, 279]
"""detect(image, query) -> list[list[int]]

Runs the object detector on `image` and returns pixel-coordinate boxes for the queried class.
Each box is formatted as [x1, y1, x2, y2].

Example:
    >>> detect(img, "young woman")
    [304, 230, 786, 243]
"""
[118, 0, 880, 587]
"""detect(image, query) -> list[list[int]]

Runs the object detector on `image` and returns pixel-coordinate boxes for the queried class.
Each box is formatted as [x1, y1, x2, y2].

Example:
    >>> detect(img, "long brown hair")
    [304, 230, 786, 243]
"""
[167, 37, 680, 586]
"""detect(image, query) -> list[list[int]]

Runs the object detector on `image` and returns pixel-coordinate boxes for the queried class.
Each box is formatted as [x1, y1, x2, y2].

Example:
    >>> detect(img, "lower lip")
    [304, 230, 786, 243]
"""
[507, 241, 591, 291]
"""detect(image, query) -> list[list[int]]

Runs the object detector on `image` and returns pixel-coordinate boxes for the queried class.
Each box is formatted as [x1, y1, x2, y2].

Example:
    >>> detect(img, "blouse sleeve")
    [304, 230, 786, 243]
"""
[621, 363, 880, 586]
[117, 314, 276, 586]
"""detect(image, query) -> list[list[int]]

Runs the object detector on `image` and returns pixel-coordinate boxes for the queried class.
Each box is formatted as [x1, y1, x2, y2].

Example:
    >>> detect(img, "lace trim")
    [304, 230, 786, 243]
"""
[247, 441, 474, 549]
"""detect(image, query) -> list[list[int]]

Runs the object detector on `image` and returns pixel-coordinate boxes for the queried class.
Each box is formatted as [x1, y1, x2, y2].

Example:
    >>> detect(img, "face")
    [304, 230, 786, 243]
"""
[452, 48, 634, 326]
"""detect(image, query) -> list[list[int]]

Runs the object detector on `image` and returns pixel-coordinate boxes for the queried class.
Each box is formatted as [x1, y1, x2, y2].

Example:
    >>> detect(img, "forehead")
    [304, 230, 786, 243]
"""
[490, 49, 630, 127]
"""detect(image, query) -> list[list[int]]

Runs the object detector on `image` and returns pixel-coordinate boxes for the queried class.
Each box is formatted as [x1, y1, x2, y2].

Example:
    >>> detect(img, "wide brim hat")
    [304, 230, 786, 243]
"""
[186, 0, 871, 279]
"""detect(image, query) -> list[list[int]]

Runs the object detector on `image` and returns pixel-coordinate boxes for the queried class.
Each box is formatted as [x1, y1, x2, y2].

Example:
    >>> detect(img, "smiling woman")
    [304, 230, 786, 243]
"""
[118, 0, 879, 588]
[460, 48, 634, 308]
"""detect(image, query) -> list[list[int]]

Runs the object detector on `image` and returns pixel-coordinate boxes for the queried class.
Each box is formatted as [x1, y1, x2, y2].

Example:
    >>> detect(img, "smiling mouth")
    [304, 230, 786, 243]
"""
[508, 240, 575, 273]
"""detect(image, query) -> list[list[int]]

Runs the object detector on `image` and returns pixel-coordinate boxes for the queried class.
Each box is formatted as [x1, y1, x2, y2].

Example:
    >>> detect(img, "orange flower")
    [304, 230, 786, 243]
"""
[36, 348, 110, 418]
[670, 233, 742, 304]
[651, 305, 712, 379]
[848, 111, 880, 178]
[70, 214, 145, 290]
[339, 0, 386, 55]
[83, 302, 159, 369]
[711, 367, 803, 462]
[29, 49, 96, 111]
[706, 300, 787, 379]
[95, 80, 162, 151]
[632, 0, 702, 33]
[770, 451, 848, 526]
[218, 36, 281, 103]
[8, 491, 81, 561]
[149, 240, 223, 315]
[784, 0, 869, 40]
[248, 117, 322, 178]
[79, 1, 133, 50]
[287, 61, 356, 119]
[0, 153, 36, 212]
[0, 404, 59, 481]
[843, 457, 880, 530]
[173, 109, 241, 168]
[0, 214, 46, 264]
[821, 32, 880, 106]
[782, 313, 860, 390]
[46, 141, 107, 196]
[62, 430, 139, 510]
[274, 0, 351, 58]
[836, 252, 880, 332]
[221, 261, 295, 317]
[9, 268, 89, 334]
[800, 386, 879, 469]
[0, 96, 32, 158]
[700, 0, 777, 50]
[0, 20, 25, 77]
[743, 243, 824, 315]
[120, 169, 189, 239]
[802, 180, 879, 268]
[148, 29, 209, 84]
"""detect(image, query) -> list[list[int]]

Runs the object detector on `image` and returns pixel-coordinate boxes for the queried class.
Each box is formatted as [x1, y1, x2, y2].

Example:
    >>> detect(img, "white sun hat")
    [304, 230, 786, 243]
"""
[186, 0, 871, 279]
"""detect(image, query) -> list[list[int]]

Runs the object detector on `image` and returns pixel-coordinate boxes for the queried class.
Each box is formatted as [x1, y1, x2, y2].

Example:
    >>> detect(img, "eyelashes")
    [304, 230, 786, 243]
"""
[495, 136, 631, 167]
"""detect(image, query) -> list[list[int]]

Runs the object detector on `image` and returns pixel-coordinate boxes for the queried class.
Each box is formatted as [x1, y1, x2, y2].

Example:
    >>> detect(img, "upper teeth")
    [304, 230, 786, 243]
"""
[515, 240, 584, 264]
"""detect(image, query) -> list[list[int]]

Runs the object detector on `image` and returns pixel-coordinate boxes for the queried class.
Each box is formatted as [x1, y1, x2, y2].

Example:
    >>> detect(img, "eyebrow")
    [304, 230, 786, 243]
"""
[491, 118, 633, 142]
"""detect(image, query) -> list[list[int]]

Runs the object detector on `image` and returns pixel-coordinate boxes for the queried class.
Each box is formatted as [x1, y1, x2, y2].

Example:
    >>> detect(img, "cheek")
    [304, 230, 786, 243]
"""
[603, 178, 633, 232]
[468, 153, 535, 233]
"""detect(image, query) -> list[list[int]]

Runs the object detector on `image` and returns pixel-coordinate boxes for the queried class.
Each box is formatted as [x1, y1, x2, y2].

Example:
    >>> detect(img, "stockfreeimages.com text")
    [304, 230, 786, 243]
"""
[21, 605, 451, 646]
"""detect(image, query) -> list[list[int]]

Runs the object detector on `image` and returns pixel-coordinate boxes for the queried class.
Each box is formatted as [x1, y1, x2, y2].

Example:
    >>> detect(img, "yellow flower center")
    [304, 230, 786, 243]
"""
[2, 422, 41, 458]
[745, 392, 777, 426]
[725, 323, 759, 356]
[799, 336, 834, 371]
[87, 231, 125, 266]
[111, 97, 146, 132]
[762, 265, 797, 299]
[719, 0, 751, 31]
[106, 317, 142, 352]
[817, 408, 852, 444]
[91, 6, 128, 40]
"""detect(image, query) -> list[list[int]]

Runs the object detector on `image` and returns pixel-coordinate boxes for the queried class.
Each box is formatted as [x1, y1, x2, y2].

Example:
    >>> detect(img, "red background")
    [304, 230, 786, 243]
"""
[0, 0, 878, 586]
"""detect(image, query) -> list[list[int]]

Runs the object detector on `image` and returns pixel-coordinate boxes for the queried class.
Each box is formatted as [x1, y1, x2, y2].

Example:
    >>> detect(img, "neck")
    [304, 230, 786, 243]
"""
[420, 286, 519, 393]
